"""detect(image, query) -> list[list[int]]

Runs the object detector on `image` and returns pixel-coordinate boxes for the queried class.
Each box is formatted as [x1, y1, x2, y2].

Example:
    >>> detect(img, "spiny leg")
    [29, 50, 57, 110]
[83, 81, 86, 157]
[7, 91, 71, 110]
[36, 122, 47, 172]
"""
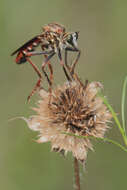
[26, 57, 42, 102]
[57, 48, 72, 82]
[41, 52, 55, 86]
[64, 50, 71, 74]
[15, 50, 54, 102]
[47, 62, 53, 94]
[41, 47, 54, 94]
[25, 50, 55, 88]
[27, 79, 41, 102]
[41, 52, 55, 102]
[26, 50, 54, 91]
[71, 50, 81, 75]
[26, 50, 54, 57]
[65, 48, 84, 87]
[26, 49, 54, 85]
[65, 47, 80, 75]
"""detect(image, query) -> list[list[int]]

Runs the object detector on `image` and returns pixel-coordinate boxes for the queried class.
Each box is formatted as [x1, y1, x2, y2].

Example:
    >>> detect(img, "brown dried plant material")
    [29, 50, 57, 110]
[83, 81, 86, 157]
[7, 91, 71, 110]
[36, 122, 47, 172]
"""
[26, 80, 112, 162]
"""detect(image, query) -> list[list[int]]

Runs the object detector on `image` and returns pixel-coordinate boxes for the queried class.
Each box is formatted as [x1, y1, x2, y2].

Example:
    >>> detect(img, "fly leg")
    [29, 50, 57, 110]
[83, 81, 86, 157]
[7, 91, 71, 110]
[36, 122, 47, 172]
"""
[41, 47, 54, 94]
[65, 48, 84, 87]
[57, 48, 72, 82]
[41, 52, 55, 103]
[25, 50, 54, 102]
[26, 57, 42, 102]
[41, 52, 55, 86]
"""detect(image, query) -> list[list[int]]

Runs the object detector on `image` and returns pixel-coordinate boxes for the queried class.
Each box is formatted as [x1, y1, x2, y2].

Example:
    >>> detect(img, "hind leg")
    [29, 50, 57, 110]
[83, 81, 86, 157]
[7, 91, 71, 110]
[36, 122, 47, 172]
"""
[25, 50, 54, 101]
[26, 57, 42, 102]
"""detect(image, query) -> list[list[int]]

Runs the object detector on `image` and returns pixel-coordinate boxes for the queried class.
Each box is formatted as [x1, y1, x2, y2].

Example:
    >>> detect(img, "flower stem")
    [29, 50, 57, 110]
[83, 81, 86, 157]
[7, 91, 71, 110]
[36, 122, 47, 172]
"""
[74, 157, 80, 190]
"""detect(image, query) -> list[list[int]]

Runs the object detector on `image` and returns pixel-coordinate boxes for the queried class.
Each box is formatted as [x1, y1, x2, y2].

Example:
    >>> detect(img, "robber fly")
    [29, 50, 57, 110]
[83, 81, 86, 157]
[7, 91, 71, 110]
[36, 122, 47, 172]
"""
[11, 23, 80, 101]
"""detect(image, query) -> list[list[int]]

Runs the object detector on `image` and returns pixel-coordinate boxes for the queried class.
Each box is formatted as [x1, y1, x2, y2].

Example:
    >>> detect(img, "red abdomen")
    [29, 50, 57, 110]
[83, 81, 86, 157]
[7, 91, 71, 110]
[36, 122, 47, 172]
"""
[15, 52, 27, 64]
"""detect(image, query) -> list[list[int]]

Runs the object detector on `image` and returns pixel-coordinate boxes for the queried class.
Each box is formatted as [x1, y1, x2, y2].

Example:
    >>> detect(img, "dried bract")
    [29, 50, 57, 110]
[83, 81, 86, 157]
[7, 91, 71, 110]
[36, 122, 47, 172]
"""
[26, 80, 112, 162]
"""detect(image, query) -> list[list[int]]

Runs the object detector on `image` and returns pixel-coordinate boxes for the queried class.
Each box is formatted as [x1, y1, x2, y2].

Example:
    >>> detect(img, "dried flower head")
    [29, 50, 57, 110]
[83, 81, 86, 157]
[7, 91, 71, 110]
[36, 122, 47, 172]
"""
[26, 80, 112, 162]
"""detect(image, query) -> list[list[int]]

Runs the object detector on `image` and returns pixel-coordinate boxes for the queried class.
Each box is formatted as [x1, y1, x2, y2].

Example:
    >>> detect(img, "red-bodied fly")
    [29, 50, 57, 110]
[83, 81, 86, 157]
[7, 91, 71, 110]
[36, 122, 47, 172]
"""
[11, 23, 80, 101]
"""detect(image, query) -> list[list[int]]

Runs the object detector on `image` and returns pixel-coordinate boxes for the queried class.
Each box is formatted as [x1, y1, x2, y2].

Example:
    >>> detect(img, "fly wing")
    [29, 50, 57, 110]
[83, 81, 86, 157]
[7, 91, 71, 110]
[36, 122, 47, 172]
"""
[11, 35, 43, 56]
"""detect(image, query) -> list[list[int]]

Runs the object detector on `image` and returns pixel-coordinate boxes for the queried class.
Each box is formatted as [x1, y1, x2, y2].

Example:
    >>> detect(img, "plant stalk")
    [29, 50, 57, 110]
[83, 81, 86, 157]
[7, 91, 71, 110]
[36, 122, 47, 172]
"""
[74, 157, 80, 190]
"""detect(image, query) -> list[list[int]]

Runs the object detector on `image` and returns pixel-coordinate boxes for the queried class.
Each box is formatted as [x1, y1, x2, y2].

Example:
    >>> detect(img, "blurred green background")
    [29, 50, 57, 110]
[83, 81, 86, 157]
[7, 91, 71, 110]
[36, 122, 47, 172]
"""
[1, 0, 127, 189]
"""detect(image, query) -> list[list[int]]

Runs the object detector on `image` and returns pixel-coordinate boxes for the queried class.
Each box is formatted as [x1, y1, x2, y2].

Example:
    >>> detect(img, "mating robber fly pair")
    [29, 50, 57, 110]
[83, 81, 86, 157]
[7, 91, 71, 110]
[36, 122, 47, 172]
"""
[11, 23, 81, 101]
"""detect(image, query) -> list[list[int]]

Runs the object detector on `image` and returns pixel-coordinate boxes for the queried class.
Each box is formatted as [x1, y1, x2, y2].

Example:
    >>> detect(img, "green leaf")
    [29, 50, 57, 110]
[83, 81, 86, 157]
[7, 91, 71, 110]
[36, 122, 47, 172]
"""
[99, 94, 127, 146]
[62, 132, 127, 152]
[121, 76, 127, 135]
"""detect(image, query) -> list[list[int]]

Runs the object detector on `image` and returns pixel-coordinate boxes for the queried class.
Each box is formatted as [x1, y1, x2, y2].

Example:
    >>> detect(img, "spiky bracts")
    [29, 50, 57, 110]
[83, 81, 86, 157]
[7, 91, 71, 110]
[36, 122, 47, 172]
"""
[26, 80, 112, 162]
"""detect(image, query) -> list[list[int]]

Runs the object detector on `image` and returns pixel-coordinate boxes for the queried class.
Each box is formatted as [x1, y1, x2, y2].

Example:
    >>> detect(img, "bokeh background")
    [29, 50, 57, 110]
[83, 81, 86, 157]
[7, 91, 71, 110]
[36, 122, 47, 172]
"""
[1, 0, 127, 189]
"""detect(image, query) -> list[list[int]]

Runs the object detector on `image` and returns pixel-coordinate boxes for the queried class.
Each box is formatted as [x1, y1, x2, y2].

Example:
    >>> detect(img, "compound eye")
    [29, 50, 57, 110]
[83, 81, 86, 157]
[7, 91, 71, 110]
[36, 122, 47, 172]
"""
[67, 33, 78, 48]
[67, 34, 73, 44]
[73, 32, 79, 40]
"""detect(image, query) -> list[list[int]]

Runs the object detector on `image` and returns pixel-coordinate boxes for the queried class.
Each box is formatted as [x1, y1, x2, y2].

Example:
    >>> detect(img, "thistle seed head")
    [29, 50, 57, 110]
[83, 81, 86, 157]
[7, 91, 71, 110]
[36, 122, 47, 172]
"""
[26, 80, 112, 162]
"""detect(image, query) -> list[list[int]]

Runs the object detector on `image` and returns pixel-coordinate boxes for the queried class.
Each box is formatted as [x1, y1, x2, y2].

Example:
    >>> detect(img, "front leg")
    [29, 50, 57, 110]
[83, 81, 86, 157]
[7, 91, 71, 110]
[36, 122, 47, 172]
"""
[65, 48, 84, 87]
[57, 48, 72, 82]
[65, 47, 81, 75]
[26, 50, 54, 57]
